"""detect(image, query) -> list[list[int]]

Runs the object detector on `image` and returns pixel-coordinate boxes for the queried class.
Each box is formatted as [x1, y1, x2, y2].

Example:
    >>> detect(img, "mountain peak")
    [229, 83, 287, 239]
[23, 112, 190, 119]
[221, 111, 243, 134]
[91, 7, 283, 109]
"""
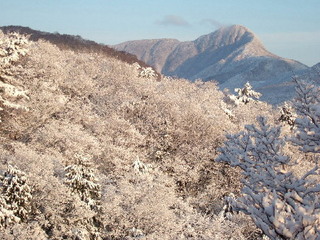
[194, 24, 262, 52]
[216, 24, 251, 35]
[222, 24, 252, 33]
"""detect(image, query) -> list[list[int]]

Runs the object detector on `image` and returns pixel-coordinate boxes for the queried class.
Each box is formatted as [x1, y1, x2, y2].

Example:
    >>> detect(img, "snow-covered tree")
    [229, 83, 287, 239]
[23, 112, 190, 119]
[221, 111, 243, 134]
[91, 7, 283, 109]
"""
[0, 165, 32, 222]
[139, 67, 156, 79]
[65, 154, 101, 211]
[229, 82, 261, 105]
[132, 157, 150, 174]
[291, 78, 320, 153]
[0, 81, 29, 111]
[217, 117, 290, 191]
[0, 31, 30, 121]
[0, 32, 29, 69]
[131, 62, 157, 79]
[0, 196, 19, 229]
[278, 101, 296, 128]
[217, 117, 320, 240]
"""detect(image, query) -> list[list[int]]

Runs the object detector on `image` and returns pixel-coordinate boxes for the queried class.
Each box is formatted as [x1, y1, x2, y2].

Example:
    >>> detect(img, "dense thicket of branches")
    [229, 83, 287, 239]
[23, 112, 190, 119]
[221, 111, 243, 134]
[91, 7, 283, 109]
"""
[217, 117, 320, 239]
[291, 78, 320, 153]
[0, 30, 318, 239]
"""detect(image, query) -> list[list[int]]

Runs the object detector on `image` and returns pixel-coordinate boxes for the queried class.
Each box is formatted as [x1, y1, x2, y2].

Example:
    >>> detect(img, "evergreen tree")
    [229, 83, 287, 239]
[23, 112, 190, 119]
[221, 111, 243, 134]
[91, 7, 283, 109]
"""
[138, 67, 157, 79]
[132, 157, 150, 174]
[1, 165, 32, 222]
[65, 154, 101, 211]
[278, 102, 296, 128]
[229, 82, 261, 105]
[0, 31, 30, 121]
[0, 195, 19, 228]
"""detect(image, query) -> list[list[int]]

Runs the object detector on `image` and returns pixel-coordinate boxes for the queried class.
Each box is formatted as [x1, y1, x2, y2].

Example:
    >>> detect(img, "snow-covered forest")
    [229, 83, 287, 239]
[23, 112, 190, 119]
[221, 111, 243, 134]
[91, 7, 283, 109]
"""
[0, 30, 319, 240]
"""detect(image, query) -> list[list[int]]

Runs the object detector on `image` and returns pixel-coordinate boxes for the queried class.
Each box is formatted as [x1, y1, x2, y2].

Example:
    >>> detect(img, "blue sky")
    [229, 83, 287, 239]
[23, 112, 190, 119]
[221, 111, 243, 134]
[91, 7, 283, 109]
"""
[1, 0, 319, 66]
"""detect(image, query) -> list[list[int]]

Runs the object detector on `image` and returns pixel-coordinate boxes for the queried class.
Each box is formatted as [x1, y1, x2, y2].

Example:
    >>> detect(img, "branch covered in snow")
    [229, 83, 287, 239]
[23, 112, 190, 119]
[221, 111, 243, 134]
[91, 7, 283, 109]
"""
[217, 117, 320, 239]
[291, 78, 320, 153]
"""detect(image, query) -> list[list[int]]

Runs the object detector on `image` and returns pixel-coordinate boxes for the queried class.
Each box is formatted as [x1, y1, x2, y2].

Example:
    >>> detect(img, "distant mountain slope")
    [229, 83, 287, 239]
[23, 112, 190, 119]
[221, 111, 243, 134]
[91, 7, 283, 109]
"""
[114, 25, 310, 104]
[115, 38, 180, 73]
[311, 62, 320, 75]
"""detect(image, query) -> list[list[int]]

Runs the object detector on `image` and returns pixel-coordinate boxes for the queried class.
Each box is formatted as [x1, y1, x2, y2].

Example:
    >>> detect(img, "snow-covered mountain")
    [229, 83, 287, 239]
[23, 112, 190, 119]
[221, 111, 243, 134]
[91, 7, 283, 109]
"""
[114, 25, 311, 104]
[311, 62, 320, 73]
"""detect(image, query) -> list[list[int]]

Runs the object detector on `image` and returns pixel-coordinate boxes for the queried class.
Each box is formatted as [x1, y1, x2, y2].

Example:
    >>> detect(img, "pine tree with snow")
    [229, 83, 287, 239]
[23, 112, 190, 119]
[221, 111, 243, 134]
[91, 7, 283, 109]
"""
[217, 117, 320, 240]
[0, 31, 30, 121]
[291, 78, 320, 153]
[229, 82, 261, 105]
[138, 67, 157, 79]
[0, 32, 29, 69]
[65, 154, 103, 239]
[1, 165, 32, 222]
[65, 154, 101, 211]
[132, 157, 150, 174]
[278, 101, 296, 128]
[131, 62, 157, 79]
[0, 195, 20, 229]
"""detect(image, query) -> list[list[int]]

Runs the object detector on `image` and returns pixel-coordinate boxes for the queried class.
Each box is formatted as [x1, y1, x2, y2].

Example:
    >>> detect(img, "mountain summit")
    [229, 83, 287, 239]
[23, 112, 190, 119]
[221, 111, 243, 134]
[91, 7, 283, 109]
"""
[114, 25, 309, 103]
[194, 25, 263, 52]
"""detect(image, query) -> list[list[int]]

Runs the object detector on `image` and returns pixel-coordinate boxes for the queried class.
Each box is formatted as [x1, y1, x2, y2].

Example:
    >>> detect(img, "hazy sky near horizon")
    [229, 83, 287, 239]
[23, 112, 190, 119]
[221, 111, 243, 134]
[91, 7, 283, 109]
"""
[2, 0, 319, 66]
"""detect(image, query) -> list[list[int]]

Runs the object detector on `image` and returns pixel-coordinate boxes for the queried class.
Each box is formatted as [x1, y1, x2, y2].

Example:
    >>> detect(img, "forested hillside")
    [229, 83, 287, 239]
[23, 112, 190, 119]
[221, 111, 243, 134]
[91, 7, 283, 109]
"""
[0, 30, 319, 240]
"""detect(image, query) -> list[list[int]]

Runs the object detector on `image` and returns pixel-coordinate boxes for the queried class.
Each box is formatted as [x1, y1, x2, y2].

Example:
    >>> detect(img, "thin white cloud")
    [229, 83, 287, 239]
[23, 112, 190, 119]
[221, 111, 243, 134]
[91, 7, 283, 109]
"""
[156, 15, 190, 27]
[200, 18, 224, 28]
